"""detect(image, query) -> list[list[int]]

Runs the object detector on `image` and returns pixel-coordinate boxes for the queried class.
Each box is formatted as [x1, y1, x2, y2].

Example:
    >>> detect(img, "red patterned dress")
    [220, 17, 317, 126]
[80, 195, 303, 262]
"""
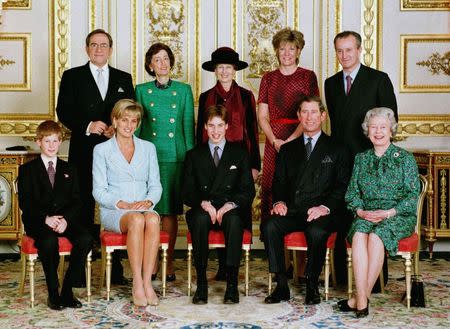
[258, 67, 319, 222]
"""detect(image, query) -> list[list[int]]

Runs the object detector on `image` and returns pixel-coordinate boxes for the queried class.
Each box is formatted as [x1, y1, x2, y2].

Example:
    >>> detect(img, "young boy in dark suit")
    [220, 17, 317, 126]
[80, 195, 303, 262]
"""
[18, 120, 93, 310]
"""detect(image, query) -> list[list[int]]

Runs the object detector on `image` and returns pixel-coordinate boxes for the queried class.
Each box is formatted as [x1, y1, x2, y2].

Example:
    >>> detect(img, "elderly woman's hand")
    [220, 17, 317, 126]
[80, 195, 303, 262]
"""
[357, 208, 396, 223]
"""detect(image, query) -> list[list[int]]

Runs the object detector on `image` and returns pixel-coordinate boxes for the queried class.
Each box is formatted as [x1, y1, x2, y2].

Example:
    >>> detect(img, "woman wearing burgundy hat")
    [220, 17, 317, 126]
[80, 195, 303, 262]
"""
[197, 47, 260, 280]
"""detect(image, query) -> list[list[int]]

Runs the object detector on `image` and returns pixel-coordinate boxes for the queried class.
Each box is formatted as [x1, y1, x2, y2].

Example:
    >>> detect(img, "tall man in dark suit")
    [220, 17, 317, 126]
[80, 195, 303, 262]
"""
[182, 105, 255, 305]
[56, 29, 134, 284]
[324, 31, 397, 286]
[18, 121, 93, 310]
[262, 95, 350, 304]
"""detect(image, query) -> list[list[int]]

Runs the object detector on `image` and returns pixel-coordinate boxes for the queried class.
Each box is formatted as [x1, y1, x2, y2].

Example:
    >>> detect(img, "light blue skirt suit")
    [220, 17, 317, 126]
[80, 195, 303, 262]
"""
[92, 135, 162, 233]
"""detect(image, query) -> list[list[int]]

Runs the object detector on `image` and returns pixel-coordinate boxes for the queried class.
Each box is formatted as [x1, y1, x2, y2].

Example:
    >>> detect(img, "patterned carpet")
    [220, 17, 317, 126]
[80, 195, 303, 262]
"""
[0, 253, 448, 329]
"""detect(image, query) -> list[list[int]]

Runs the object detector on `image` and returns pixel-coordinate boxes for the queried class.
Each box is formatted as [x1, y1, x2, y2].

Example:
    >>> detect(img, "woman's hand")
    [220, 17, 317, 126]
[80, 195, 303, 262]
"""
[117, 200, 152, 210]
[357, 208, 396, 223]
[273, 139, 286, 152]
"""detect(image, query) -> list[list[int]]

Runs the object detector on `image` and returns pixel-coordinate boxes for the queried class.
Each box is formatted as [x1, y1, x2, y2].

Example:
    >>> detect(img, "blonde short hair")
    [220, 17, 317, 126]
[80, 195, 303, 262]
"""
[361, 107, 398, 137]
[272, 28, 305, 64]
[111, 99, 143, 127]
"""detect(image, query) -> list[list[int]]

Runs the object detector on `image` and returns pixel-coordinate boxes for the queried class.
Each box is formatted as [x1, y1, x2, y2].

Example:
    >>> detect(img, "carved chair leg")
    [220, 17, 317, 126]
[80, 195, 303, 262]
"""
[86, 252, 92, 303]
[325, 248, 330, 301]
[347, 248, 353, 299]
[162, 247, 167, 297]
[105, 251, 112, 301]
[29, 257, 35, 308]
[187, 248, 192, 296]
[245, 249, 249, 296]
[19, 253, 26, 296]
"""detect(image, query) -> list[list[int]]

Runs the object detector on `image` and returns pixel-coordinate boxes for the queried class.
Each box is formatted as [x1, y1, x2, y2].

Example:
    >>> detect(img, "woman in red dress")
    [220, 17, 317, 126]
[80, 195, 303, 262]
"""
[258, 28, 319, 225]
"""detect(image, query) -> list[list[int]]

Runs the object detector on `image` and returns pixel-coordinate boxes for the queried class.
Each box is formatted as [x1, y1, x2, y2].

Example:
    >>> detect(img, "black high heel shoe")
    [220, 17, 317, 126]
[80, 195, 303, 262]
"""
[355, 299, 369, 318]
[337, 299, 356, 312]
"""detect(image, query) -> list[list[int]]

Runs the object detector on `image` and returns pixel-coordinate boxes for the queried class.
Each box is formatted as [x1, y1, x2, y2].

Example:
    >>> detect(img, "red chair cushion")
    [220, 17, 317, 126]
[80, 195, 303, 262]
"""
[187, 229, 252, 245]
[284, 232, 337, 249]
[100, 230, 170, 247]
[21, 235, 73, 254]
[398, 233, 418, 252]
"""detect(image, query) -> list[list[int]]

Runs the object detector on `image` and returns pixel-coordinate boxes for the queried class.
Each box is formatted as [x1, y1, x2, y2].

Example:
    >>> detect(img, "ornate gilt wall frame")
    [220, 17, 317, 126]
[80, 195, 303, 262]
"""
[0, 33, 31, 91]
[400, 34, 450, 93]
[0, 0, 65, 137]
[401, 0, 450, 11]
[3, 0, 31, 9]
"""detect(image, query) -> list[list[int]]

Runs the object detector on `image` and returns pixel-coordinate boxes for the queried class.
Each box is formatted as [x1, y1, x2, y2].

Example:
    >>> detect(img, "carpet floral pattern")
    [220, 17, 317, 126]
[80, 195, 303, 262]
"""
[0, 256, 448, 328]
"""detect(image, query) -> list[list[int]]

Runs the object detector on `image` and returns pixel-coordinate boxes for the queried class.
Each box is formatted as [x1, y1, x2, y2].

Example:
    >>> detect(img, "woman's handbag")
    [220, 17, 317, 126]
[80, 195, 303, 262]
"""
[402, 274, 425, 307]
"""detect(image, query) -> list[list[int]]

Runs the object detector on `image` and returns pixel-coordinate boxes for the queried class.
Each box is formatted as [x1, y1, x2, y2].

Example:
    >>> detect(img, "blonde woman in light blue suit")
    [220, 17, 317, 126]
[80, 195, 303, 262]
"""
[93, 99, 162, 307]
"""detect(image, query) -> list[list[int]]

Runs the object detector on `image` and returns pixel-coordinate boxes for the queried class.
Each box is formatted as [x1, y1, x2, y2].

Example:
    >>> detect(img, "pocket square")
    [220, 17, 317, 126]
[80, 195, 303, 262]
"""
[321, 156, 333, 164]
[229, 165, 237, 170]
[118, 87, 124, 92]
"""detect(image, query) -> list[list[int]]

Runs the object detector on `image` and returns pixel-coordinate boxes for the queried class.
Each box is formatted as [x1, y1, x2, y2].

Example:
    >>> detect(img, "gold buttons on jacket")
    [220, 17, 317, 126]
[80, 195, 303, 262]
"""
[152, 117, 156, 122]
[168, 132, 174, 138]
[148, 89, 153, 94]
[152, 132, 156, 136]
[171, 104, 176, 109]
[150, 102, 154, 107]
[172, 91, 177, 96]
[169, 118, 175, 123]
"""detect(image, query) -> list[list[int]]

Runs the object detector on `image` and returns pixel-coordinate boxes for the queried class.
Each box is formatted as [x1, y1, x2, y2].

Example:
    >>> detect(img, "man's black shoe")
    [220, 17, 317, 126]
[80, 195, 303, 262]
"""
[47, 296, 64, 311]
[214, 267, 227, 281]
[264, 285, 290, 304]
[192, 284, 208, 304]
[166, 274, 176, 282]
[305, 280, 321, 305]
[223, 284, 239, 304]
[61, 295, 83, 308]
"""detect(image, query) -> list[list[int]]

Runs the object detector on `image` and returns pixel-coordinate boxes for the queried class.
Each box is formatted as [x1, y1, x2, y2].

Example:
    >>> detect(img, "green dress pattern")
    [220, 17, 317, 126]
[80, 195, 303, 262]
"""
[345, 143, 420, 256]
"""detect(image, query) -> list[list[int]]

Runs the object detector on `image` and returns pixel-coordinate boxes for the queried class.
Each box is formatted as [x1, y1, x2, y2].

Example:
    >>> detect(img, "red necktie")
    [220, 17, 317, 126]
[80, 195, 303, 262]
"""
[346, 75, 352, 95]
[47, 161, 55, 187]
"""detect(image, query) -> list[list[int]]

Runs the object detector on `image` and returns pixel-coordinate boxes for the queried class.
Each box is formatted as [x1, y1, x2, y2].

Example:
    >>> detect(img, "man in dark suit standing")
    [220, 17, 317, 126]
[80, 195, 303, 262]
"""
[262, 95, 350, 304]
[324, 31, 397, 287]
[18, 121, 93, 310]
[56, 29, 134, 284]
[182, 105, 255, 305]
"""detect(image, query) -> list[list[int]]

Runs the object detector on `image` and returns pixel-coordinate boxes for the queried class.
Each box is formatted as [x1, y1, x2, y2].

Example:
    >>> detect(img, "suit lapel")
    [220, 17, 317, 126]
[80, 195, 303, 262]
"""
[37, 158, 54, 192]
[293, 138, 309, 189]
[211, 143, 232, 191]
[105, 65, 116, 100]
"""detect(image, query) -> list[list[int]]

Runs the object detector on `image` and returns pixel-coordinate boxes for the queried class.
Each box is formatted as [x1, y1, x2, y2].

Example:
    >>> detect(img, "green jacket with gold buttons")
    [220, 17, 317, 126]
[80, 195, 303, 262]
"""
[135, 80, 195, 163]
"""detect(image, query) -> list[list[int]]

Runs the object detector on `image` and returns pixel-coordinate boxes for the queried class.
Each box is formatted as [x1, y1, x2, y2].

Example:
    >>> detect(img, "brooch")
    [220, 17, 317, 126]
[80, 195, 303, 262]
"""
[393, 152, 399, 158]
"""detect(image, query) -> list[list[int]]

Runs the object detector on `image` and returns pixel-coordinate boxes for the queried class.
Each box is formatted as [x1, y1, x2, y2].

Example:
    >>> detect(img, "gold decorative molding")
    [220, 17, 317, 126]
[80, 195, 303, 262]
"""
[397, 115, 450, 136]
[416, 51, 450, 76]
[132, 0, 137, 85]
[439, 169, 447, 229]
[360, 0, 381, 69]
[401, 0, 450, 11]
[400, 34, 450, 93]
[147, 0, 185, 80]
[0, 0, 60, 136]
[0, 55, 15, 69]
[0, 33, 31, 91]
[89, 0, 96, 31]
[3, 0, 30, 9]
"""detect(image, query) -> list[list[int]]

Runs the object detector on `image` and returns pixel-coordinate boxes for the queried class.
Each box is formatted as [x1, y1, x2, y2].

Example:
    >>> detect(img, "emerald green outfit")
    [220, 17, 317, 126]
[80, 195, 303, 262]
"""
[135, 80, 195, 215]
[345, 143, 420, 256]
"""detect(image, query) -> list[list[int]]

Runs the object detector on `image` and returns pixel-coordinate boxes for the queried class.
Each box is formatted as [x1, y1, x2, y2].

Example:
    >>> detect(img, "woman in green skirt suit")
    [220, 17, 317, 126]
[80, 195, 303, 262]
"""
[135, 43, 195, 280]
[337, 107, 420, 317]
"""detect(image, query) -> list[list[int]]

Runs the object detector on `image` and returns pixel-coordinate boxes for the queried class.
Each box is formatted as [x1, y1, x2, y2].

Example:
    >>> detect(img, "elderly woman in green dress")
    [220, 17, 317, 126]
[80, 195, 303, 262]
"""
[135, 43, 195, 281]
[337, 107, 420, 318]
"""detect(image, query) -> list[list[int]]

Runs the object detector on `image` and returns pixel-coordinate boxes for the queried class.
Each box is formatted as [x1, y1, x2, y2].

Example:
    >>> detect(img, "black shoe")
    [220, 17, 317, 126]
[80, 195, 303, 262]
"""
[111, 276, 131, 285]
[166, 274, 176, 282]
[71, 279, 86, 288]
[305, 279, 321, 305]
[214, 267, 227, 281]
[224, 284, 239, 304]
[151, 273, 157, 281]
[192, 284, 208, 304]
[337, 299, 356, 312]
[355, 299, 369, 318]
[47, 296, 64, 311]
[264, 285, 290, 304]
[61, 295, 83, 308]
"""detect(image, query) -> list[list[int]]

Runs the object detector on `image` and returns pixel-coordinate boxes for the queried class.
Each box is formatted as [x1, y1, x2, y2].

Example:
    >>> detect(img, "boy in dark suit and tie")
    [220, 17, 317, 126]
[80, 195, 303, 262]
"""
[182, 105, 255, 305]
[262, 95, 350, 304]
[18, 121, 93, 310]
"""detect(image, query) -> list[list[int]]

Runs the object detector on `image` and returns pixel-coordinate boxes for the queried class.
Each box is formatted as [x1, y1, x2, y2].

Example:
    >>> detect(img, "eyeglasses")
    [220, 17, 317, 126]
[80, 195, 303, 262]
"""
[89, 43, 110, 49]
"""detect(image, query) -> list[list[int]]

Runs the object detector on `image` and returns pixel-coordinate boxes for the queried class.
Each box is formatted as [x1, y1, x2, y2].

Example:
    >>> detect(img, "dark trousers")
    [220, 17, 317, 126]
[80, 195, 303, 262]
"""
[261, 213, 337, 281]
[29, 223, 93, 296]
[186, 207, 244, 270]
